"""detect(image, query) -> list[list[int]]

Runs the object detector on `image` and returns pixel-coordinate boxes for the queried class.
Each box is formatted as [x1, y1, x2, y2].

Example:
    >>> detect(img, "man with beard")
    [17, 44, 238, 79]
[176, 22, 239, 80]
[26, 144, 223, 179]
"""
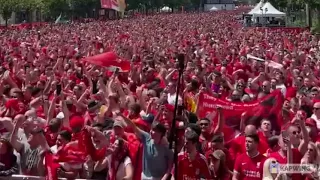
[233, 133, 266, 180]
[176, 130, 211, 179]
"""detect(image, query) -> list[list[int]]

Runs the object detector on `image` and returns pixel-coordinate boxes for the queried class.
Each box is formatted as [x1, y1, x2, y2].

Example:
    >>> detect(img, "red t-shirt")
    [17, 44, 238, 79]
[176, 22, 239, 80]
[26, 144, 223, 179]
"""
[234, 153, 266, 180]
[176, 152, 211, 180]
[268, 149, 303, 180]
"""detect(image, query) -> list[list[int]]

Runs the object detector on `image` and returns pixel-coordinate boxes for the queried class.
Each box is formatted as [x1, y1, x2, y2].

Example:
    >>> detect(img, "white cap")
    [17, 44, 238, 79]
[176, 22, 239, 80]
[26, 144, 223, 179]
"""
[56, 112, 65, 119]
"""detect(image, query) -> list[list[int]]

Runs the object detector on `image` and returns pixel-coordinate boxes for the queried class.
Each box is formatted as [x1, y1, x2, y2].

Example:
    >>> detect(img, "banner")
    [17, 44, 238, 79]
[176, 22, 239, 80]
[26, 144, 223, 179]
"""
[197, 90, 284, 142]
[101, 0, 126, 12]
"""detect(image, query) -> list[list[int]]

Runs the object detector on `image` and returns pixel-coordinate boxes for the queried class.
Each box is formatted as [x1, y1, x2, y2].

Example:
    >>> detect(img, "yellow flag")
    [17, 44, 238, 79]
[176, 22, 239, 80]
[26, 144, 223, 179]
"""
[186, 97, 197, 113]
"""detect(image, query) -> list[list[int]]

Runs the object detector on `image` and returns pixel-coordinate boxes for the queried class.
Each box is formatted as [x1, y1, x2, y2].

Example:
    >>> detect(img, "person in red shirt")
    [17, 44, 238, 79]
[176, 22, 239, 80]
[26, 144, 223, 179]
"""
[176, 130, 211, 180]
[229, 125, 269, 157]
[268, 131, 305, 180]
[233, 134, 266, 180]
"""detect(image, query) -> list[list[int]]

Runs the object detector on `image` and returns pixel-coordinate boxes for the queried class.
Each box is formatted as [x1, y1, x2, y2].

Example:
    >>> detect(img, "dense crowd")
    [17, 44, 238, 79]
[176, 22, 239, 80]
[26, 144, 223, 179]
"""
[0, 8, 320, 180]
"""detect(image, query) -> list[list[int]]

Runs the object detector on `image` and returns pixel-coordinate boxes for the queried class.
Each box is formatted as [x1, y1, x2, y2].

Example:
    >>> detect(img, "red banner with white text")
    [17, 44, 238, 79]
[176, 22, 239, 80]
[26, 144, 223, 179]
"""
[197, 90, 284, 142]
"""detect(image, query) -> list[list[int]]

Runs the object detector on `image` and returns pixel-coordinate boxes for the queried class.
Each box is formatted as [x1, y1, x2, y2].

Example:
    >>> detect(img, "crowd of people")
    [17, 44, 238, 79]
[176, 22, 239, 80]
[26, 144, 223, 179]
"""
[0, 7, 320, 180]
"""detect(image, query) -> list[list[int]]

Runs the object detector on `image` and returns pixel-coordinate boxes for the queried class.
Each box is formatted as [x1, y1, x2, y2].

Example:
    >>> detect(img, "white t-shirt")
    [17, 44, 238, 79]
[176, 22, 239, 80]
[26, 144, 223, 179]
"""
[311, 114, 320, 130]
[167, 93, 182, 105]
[276, 84, 286, 96]
[108, 156, 132, 180]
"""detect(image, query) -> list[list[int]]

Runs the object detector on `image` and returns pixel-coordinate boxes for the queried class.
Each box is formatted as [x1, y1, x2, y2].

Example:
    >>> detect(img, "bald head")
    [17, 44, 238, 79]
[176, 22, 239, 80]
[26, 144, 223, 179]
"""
[25, 109, 36, 118]
[314, 102, 320, 109]
[245, 125, 257, 135]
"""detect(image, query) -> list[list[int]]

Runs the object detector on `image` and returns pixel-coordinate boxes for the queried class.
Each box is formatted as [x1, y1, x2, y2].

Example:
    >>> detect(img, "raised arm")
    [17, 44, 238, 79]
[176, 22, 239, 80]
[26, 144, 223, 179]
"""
[117, 112, 145, 140]
[10, 114, 25, 153]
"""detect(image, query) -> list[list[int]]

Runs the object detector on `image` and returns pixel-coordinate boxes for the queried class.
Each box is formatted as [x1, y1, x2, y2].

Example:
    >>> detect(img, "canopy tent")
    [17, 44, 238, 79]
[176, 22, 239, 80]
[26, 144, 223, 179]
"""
[160, 6, 172, 12]
[253, 2, 286, 17]
[209, 6, 219, 11]
[247, 1, 265, 15]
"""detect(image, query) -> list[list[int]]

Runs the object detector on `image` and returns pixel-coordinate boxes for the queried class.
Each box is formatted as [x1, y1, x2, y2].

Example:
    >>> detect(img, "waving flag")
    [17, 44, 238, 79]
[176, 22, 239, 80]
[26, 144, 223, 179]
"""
[55, 13, 62, 24]
[83, 52, 131, 72]
[101, 0, 126, 12]
[197, 90, 284, 142]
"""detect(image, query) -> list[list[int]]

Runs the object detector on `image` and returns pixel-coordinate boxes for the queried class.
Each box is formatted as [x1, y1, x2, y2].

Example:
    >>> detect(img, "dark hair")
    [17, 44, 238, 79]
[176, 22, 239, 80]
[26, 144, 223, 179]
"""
[200, 118, 211, 123]
[187, 123, 201, 136]
[151, 122, 166, 136]
[48, 118, 62, 133]
[185, 130, 199, 144]
[59, 130, 72, 142]
[129, 103, 141, 115]
[190, 79, 199, 90]
[31, 87, 42, 96]
[0, 138, 14, 155]
[88, 100, 99, 109]
[267, 136, 279, 148]
[245, 134, 260, 143]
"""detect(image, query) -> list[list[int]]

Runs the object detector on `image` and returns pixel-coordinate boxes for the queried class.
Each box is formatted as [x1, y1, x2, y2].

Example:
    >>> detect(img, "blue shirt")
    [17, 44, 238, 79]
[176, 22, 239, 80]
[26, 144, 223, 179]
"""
[140, 131, 173, 178]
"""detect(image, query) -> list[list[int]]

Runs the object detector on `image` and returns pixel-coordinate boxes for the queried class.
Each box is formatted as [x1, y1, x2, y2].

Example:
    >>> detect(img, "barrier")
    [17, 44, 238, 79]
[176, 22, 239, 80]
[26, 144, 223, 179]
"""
[3, 175, 94, 180]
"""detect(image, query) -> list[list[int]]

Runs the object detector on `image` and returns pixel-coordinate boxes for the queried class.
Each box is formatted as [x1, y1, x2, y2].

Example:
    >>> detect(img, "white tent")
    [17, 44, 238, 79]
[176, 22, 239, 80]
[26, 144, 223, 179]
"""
[160, 6, 172, 12]
[209, 6, 218, 11]
[253, 2, 285, 17]
[247, 1, 265, 15]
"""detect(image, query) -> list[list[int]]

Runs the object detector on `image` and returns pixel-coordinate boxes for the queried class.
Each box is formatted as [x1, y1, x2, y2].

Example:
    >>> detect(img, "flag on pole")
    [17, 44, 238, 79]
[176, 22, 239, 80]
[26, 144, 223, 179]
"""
[101, 0, 126, 12]
[55, 13, 62, 24]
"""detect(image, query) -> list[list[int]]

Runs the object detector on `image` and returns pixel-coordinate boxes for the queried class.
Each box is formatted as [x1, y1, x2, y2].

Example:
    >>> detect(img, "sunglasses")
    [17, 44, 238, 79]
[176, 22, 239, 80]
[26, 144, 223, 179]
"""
[308, 148, 314, 152]
[291, 131, 300, 135]
[314, 107, 320, 111]
[200, 123, 209, 127]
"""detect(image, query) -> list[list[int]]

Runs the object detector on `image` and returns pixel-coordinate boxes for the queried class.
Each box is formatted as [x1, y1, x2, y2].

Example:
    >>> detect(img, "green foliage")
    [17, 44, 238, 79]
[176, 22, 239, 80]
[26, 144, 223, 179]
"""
[0, 0, 20, 20]
[41, 0, 69, 19]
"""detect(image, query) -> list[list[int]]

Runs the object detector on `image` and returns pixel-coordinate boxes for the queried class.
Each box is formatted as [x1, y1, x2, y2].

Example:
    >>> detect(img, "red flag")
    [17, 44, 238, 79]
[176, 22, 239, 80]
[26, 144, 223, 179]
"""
[110, 132, 143, 180]
[283, 38, 294, 51]
[84, 52, 131, 71]
[45, 153, 60, 180]
[197, 90, 284, 142]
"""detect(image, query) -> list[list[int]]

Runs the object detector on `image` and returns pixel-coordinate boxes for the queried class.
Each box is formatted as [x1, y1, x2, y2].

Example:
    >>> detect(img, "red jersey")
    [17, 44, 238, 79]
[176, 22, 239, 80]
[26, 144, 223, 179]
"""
[268, 149, 303, 180]
[234, 153, 266, 180]
[176, 152, 211, 180]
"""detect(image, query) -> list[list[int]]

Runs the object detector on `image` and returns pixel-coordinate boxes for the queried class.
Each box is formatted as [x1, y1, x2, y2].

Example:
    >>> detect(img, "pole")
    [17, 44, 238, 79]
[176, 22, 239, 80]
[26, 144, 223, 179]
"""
[168, 54, 185, 180]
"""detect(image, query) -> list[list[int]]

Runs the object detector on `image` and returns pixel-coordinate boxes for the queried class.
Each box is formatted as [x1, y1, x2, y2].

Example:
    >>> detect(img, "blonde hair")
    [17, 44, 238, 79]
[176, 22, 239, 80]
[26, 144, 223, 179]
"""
[263, 158, 289, 180]
[302, 142, 320, 166]
[262, 158, 276, 180]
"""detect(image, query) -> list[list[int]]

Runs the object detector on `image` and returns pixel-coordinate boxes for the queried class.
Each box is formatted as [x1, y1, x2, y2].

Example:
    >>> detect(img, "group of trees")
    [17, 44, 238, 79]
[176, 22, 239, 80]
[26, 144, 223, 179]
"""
[1, 0, 318, 26]
[0, 0, 202, 25]
[0, 0, 202, 21]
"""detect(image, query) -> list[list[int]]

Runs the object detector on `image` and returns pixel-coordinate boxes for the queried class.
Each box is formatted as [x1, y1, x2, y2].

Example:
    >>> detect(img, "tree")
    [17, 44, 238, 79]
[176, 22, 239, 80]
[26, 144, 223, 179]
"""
[0, 0, 20, 26]
[42, 0, 70, 20]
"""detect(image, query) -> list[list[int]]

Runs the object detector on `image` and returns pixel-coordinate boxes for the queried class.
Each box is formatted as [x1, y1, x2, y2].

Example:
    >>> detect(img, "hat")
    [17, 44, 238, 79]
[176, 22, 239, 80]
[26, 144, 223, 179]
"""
[56, 112, 65, 119]
[212, 150, 226, 162]
[113, 121, 124, 128]
[305, 118, 317, 127]
[142, 114, 155, 123]
[69, 116, 85, 129]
